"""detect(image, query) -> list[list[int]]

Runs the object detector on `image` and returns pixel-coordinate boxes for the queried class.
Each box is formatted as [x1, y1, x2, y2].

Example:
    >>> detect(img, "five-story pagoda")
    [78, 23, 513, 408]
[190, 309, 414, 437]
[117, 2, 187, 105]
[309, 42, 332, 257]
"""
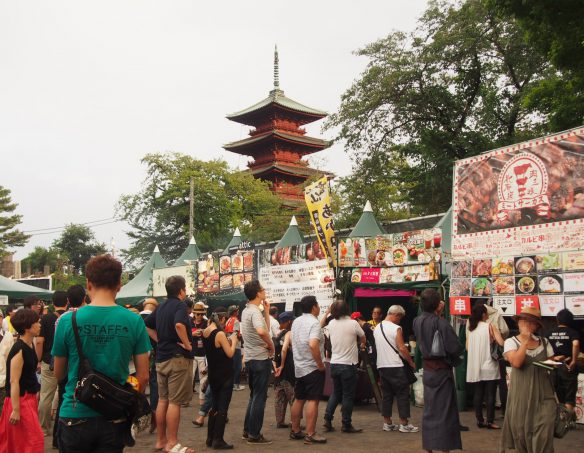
[224, 47, 331, 205]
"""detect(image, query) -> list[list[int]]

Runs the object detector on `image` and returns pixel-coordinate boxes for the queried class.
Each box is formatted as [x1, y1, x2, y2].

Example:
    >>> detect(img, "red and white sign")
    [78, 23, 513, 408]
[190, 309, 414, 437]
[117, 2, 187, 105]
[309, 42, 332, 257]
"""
[449, 296, 471, 315]
[360, 268, 381, 284]
[539, 295, 564, 317]
[563, 272, 584, 294]
[515, 295, 540, 313]
[493, 296, 516, 316]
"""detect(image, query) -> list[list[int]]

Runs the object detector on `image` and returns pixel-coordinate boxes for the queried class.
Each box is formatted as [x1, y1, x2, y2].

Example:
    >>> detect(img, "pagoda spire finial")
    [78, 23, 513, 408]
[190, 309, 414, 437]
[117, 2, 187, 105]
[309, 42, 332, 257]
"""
[274, 44, 280, 90]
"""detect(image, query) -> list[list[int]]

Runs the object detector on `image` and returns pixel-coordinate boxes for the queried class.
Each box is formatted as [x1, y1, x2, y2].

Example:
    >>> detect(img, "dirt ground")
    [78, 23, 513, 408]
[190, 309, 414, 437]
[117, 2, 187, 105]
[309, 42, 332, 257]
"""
[45, 388, 584, 452]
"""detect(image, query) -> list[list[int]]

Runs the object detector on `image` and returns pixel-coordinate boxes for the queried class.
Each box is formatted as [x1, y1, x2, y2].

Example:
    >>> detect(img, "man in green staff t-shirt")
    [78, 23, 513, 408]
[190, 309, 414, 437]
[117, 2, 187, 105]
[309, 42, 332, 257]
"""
[52, 254, 151, 452]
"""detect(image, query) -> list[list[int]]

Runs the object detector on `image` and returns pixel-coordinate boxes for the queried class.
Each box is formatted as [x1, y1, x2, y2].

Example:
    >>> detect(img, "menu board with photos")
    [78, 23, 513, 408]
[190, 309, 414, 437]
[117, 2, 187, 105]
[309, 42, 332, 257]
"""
[450, 250, 584, 317]
[197, 244, 257, 295]
[337, 228, 442, 268]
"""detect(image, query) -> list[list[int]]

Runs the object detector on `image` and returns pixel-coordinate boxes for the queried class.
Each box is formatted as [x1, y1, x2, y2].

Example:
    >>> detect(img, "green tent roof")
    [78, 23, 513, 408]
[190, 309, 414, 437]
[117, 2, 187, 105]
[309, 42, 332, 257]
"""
[222, 228, 242, 255]
[174, 236, 202, 266]
[349, 201, 385, 237]
[0, 275, 53, 301]
[434, 207, 452, 255]
[275, 216, 305, 249]
[116, 246, 167, 306]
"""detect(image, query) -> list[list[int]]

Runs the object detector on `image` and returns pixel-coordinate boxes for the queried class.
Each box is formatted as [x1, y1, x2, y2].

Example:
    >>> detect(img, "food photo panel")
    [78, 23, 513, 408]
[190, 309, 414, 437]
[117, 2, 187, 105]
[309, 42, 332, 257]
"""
[515, 275, 537, 295]
[492, 276, 515, 295]
[537, 274, 563, 294]
[451, 261, 471, 278]
[471, 277, 493, 297]
[491, 257, 514, 276]
[535, 253, 562, 274]
[472, 259, 492, 277]
[514, 256, 536, 275]
[450, 278, 471, 297]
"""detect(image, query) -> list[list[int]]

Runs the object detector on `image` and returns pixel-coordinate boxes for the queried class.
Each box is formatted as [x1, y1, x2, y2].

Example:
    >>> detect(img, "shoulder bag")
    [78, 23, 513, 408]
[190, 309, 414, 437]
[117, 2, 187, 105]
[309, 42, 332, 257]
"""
[489, 324, 503, 361]
[379, 322, 417, 384]
[71, 311, 140, 421]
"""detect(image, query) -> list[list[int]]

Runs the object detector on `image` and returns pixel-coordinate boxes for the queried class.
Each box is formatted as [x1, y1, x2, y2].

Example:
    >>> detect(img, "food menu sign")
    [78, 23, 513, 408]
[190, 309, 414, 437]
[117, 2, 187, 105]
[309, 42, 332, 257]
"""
[450, 251, 584, 317]
[258, 241, 334, 312]
[452, 127, 584, 259]
[337, 228, 442, 270]
[197, 243, 257, 295]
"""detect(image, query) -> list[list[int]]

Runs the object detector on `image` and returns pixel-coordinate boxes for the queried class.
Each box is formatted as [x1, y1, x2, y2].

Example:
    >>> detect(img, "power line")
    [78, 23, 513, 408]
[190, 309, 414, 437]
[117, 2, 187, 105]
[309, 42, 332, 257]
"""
[27, 220, 122, 237]
[23, 217, 116, 233]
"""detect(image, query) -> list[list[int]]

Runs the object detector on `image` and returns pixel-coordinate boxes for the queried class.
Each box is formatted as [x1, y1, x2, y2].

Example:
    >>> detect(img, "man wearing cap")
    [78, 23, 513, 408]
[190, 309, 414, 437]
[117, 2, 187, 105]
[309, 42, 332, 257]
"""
[273, 311, 295, 428]
[191, 301, 209, 398]
[225, 305, 245, 391]
[374, 305, 418, 433]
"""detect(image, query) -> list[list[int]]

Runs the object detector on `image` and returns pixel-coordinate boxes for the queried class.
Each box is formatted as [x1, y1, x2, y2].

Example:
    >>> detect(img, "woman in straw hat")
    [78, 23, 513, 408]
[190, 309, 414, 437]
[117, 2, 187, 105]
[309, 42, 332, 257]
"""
[500, 306, 557, 453]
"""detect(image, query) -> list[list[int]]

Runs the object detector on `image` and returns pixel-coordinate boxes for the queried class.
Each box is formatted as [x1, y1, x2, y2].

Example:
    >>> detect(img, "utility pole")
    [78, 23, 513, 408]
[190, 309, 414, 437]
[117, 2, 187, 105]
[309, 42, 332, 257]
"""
[189, 176, 194, 238]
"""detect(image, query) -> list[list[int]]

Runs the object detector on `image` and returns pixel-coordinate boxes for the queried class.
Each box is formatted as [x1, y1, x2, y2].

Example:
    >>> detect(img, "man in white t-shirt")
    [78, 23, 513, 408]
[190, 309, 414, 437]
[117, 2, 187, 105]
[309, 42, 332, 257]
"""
[323, 300, 365, 433]
[374, 305, 419, 433]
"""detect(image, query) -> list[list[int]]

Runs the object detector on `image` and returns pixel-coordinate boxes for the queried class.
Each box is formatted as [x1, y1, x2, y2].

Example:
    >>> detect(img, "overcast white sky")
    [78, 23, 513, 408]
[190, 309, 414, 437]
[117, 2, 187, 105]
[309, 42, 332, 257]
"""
[0, 0, 428, 261]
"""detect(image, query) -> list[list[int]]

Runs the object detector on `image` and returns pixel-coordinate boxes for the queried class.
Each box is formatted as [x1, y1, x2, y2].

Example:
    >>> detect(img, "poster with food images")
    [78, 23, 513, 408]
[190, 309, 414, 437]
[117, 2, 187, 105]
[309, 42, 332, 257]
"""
[452, 127, 584, 259]
[451, 261, 472, 278]
[563, 272, 584, 294]
[537, 274, 563, 294]
[562, 251, 584, 271]
[515, 256, 536, 274]
[471, 277, 493, 297]
[515, 275, 537, 295]
[539, 295, 564, 317]
[564, 295, 584, 317]
[472, 259, 492, 277]
[379, 264, 436, 283]
[536, 253, 562, 273]
[450, 278, 471, 296]
[492, 257, 514, 275]
[213, 244, 257, 294]
[197, 255, 219, 294]
[492, 276, 515, 295]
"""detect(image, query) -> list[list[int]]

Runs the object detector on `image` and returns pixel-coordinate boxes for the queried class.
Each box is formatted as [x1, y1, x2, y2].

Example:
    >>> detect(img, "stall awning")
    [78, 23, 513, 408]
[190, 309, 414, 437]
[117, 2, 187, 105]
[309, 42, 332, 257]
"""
[354, 288, 415, 298]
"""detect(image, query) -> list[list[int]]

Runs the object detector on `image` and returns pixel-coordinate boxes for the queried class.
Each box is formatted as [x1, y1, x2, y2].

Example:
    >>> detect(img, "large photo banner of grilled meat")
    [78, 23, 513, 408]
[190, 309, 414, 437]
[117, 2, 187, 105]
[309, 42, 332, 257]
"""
[452, 127, 584, 259]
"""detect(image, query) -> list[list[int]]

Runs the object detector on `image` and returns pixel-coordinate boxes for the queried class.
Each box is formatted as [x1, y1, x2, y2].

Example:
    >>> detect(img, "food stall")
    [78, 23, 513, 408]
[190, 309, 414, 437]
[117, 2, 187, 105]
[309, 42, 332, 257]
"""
[449, 125, 584, 422]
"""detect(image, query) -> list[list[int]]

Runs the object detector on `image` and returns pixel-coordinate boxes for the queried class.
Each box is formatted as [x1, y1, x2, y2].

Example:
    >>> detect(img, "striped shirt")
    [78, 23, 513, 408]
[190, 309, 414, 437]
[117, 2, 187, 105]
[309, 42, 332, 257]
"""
[291, 313, 323, 378]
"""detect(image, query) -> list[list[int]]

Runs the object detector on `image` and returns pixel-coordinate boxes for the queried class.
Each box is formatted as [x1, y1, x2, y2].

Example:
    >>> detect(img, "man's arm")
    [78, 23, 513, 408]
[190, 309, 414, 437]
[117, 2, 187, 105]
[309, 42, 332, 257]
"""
[309, 338, 325, 371]
[253, 309, 275, 355]
[396, 327, 415, 368]
[146, 327, 158, 343]
[53, 356, 68, 382]
[133, 352, 150, 392]
[35, 336, 44, 362]
[175, 323, 192, 352]
[569, 339, 580, 372]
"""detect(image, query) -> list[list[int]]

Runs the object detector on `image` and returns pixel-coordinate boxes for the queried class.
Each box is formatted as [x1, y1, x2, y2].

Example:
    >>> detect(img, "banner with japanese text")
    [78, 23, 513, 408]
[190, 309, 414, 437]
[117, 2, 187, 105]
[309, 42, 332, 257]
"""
[304, 176, 336, 268]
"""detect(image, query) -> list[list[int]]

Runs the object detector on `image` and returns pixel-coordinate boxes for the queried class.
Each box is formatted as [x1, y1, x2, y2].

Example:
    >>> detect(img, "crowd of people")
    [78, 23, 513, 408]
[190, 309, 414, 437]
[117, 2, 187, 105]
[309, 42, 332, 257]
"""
[0, 255, 581, 453]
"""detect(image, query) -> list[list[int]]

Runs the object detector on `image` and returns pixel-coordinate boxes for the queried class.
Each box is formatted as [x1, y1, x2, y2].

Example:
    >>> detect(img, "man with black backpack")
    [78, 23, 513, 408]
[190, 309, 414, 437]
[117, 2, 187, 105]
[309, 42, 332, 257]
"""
[52, 254, 151, 453]
[273, 311, 295, 428]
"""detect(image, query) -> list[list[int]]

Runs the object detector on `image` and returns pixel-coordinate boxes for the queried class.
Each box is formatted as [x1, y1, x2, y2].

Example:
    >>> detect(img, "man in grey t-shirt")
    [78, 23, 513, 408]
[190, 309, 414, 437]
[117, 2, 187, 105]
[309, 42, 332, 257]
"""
[241, 280, 275, 445]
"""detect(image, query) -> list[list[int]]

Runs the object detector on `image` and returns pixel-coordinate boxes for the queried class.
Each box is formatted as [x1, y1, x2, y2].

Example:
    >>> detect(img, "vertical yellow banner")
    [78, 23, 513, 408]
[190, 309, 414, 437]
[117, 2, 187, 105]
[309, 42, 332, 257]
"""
[304, 176, 336, 268]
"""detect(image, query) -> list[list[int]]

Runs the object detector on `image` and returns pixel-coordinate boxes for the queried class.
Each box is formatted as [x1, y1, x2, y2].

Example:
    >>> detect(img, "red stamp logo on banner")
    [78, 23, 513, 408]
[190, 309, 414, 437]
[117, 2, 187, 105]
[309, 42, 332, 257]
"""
[515, 295, 540, 313]
[450, 296, 471, 315]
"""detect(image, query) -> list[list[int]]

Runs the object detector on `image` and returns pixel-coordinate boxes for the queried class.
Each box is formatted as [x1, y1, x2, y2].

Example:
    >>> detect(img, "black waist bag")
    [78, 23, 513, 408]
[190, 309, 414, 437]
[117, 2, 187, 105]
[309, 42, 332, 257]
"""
[72, 311, 138, 420]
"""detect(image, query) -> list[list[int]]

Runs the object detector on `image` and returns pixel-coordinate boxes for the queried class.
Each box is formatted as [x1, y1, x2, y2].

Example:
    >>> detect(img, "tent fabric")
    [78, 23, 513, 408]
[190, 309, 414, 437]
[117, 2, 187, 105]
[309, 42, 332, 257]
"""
[349, 211, 385, 237]
[275, 223, 304, 249]
[174, 241, 202, 266]
[116, 248, 167, 306]
[221, 231, 243, 256]
[434, 207, 452, 255]
[0, 275, 53, 301]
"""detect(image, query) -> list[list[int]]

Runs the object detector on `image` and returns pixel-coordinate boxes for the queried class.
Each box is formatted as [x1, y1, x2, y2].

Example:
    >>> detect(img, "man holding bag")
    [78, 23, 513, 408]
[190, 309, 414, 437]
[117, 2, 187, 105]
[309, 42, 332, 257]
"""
[374, 305, 419, 433]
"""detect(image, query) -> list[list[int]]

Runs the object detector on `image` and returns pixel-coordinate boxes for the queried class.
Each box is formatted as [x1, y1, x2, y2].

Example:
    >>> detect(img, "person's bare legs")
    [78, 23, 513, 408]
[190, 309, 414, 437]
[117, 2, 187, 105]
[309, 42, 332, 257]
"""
[165, 402, 182, 449]
[291, 399, 305, 433]
[304, 400, 319, 436]
[155, 399, 168, 450]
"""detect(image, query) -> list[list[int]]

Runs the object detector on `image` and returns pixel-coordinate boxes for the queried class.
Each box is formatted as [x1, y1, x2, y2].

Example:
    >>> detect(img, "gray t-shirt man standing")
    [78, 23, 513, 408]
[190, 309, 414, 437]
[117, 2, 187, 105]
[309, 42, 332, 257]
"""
[241, 280, 274, 445]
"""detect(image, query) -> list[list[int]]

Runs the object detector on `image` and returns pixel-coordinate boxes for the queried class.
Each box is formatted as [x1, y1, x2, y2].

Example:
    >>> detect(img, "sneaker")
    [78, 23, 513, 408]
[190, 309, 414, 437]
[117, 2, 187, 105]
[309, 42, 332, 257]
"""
[341, 424, 363, 433]
[290, 430, 305, 440]
[322, 420, 335, 432]
[399, 424, 419, 433]
[383, 423, 399, 432]
[247, 435, 272, 445]
[241, 431, 249, 440]
[304, 433, 327, 444]
[233, 384, 246, 391]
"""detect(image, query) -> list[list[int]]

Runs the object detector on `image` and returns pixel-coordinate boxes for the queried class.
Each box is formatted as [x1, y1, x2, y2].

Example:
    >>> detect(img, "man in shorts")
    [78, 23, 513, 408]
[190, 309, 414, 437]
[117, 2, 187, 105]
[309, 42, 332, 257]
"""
[290, 295, 327, 444]
[145, 275, 194, 453]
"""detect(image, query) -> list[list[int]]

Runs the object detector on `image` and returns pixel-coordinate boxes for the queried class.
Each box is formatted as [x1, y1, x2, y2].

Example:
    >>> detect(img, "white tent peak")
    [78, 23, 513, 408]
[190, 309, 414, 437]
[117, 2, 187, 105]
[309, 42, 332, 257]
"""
[363, 200, 373, 212]
[290, 216, 298, 226]
[154, 245, 160, 253]
[189, 236, 197, 245]
[233, 227, 241, 237]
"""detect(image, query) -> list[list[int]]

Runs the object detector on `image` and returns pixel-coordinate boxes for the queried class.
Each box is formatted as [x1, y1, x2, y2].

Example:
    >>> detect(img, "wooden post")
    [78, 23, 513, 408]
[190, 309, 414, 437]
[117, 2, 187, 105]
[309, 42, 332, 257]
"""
[189, 177, 194, 238]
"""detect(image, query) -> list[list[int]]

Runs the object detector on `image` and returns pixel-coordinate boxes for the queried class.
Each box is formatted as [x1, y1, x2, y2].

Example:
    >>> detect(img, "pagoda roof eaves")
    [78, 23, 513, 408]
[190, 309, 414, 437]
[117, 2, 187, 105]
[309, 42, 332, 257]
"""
[223, 130, 330, 152]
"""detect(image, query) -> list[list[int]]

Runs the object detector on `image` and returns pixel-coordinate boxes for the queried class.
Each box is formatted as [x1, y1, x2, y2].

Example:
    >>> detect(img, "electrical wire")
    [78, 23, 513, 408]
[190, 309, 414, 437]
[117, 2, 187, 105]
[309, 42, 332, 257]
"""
[23, 217, 116, 233]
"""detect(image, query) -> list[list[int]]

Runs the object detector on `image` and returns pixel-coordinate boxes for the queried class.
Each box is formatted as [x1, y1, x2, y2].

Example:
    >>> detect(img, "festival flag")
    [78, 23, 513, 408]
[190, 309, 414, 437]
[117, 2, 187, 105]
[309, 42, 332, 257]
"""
[304, 176, 336, 268]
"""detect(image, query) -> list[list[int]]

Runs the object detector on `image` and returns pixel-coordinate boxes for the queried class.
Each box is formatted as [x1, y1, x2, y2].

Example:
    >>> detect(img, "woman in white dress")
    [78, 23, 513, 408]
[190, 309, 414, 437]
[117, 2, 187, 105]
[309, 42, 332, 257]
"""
[466, 303, 504, 429]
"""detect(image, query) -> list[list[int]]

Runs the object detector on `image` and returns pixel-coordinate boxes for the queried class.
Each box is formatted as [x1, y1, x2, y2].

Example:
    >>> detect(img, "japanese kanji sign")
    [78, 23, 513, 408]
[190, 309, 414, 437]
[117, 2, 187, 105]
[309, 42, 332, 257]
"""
[304, 176, 336, 268]
[449, 296, 471, 316]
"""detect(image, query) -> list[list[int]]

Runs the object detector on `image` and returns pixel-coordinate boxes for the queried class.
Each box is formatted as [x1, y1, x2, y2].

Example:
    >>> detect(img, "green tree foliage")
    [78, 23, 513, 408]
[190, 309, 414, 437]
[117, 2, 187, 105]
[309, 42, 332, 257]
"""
[0, 185, 30, 256]
[21, 246, 59, 275]
[327, 0, 548, 215]
[488, 0, 584, 130]
[117, 153, 286, 266]
[52, 224, 107, 273]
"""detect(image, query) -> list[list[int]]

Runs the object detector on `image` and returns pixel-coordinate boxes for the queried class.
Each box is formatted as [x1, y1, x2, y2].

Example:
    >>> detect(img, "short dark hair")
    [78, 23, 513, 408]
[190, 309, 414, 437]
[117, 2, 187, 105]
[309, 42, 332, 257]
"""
[6, 304, 16, 315]
[67, 285, 86, 308]
[269, 306, 278, 317]
[299, 295, 318, 314]
[557, 308, 574, 326]
[52, 290, 68, 308]
[244, 280, 263, 301]
[420, 288, 440, 313]
[85, 254, 122, 289]
[185, 298, 194, 309]
[11, 308, 40, 335]
[23, 295, 40, 309]
[330, 300, 350, 319]
[165, 275, 186, 298]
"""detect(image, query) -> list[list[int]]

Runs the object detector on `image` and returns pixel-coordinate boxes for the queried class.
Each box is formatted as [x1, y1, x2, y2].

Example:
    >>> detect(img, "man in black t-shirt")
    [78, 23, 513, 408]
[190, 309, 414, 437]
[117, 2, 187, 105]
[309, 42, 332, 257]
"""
[35, 290, 67, 436]
[547, 309, 581, 414]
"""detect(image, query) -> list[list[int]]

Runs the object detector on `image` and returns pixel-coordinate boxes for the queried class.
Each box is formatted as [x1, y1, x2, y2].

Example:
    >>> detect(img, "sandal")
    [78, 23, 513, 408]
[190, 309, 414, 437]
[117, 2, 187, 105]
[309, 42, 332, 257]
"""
[191, 420, 204, 427]
[487, 423, 501, 429]
[165, 444, 195, 453]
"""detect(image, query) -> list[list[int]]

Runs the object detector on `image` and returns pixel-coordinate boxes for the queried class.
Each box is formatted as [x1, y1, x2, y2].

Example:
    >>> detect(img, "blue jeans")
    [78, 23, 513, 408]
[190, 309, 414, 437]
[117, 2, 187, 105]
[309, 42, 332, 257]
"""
[324, 364, 358, 426]
[233, 349, 242, 386]
[243, 359, 271, 438]
[199, 384, 213, 416]
[59, 416, 126, 453]
[149, 362, 159, 411]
